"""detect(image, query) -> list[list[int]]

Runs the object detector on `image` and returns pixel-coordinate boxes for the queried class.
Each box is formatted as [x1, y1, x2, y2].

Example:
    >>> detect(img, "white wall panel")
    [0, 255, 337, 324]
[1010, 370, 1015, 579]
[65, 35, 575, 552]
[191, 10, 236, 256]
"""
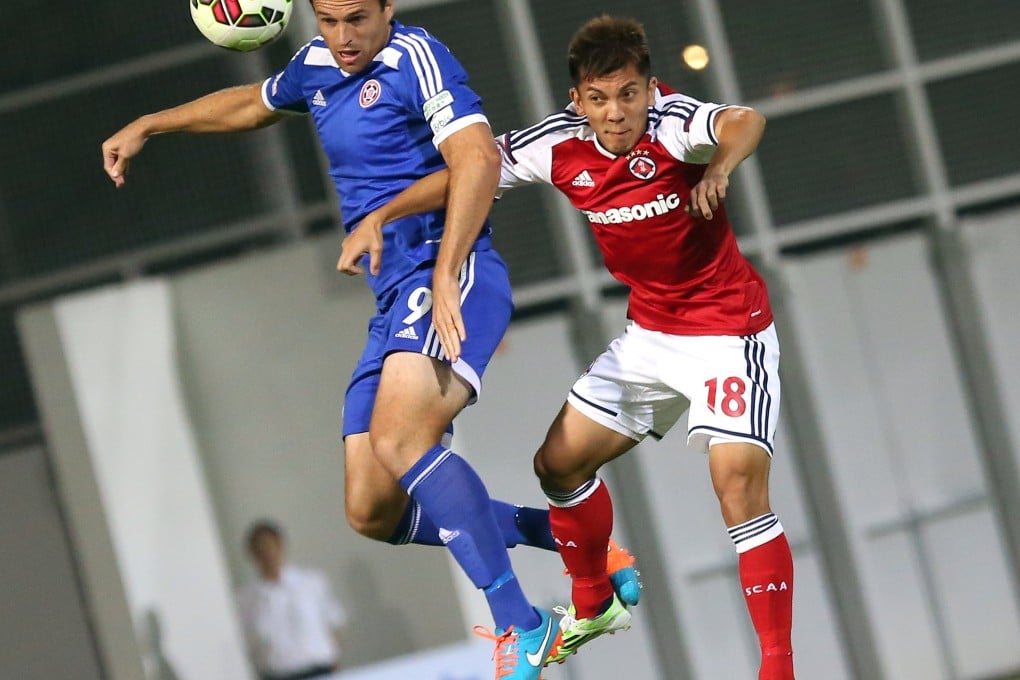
[925, 512, 1020, 678]
[964, 209, 1020, 490]
[790, 551, 851, 680]
[0, 445, 102, 680]
[867, 532, 945, 680]
[53, 281, 252, 680]
[783, 232, 1020, 679]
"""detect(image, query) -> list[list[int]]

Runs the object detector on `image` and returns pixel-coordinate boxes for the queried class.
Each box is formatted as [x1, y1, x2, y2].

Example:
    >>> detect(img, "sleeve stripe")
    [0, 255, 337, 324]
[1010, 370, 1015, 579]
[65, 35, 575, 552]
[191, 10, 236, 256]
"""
[662, 101, 697, 115]
[406, 34, 443, 93]
[391, 36, 431, 98]
[260, 78, 277, 111]
[706, 105, 733, 144]
[401, 34, 439, 96]
[499, 133, 517, 165]
[508, 112, 586, 149]
[649, 102, 696, 124]
[649, 111, 696, 128]
[392, 34, 442, 99]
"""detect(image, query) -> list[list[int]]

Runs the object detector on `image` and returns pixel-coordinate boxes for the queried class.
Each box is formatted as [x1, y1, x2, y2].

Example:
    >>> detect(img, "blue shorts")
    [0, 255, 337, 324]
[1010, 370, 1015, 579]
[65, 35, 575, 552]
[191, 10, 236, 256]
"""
[342, 250, 513, 438]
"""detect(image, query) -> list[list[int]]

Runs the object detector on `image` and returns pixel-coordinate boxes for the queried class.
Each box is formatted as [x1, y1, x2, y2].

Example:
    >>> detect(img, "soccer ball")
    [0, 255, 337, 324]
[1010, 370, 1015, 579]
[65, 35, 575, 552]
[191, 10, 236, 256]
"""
[190, 0, 293, 52]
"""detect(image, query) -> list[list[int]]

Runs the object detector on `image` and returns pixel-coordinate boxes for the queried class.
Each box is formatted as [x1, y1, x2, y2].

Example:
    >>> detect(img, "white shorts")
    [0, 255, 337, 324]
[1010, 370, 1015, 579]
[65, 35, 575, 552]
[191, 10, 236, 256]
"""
[566, 322, 781, 456]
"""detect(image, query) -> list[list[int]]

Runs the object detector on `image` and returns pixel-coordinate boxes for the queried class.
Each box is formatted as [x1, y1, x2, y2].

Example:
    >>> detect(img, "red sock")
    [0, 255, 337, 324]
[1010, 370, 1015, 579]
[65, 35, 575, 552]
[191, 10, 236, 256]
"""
[738, 531, 795, 680]
[548, 479, 614, 618]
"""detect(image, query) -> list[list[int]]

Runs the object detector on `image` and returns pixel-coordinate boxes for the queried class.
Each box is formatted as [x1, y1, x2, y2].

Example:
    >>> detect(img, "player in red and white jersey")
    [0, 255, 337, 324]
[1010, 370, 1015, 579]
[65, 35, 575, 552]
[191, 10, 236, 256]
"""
[340, 15, 795, 678]
[497, 84, 772, 338]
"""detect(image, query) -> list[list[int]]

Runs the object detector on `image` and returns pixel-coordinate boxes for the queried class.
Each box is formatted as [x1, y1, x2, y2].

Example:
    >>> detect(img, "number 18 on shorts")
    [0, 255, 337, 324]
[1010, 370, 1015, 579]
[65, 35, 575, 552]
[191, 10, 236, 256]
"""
[566, 322, 781, 456]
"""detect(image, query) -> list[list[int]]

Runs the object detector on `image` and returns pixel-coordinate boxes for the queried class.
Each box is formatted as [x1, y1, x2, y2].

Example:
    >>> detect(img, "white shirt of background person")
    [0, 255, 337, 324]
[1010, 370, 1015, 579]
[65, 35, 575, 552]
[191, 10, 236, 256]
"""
[237, 522, 347, 679]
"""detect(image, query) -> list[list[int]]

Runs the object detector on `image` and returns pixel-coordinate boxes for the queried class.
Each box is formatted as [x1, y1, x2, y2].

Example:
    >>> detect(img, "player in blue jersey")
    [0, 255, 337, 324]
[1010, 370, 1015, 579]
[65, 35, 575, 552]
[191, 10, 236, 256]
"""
[100, 2, 643, 677]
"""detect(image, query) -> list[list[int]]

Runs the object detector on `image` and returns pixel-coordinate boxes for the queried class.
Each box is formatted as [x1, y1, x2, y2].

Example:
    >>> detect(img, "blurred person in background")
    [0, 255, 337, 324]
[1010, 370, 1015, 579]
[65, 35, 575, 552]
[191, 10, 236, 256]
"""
[237, 520, 347, 680]
[341, 14, 795, 679]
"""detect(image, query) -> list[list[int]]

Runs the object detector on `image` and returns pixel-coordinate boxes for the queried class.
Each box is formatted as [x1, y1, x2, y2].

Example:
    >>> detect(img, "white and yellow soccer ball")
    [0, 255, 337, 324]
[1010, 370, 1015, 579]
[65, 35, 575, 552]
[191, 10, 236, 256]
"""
[190, 0, 293, 52]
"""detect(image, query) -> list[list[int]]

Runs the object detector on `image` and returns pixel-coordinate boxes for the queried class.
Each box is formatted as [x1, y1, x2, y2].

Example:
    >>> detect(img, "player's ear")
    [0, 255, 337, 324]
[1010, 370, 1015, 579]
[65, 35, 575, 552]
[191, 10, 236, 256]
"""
[569, 87, 584, 115]
[647, 76, 658, 99]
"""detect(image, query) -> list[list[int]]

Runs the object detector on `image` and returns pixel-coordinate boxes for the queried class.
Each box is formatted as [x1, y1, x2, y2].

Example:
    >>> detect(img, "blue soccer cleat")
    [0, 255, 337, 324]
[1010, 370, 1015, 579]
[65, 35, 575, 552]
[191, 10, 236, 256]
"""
[473, 607, 561, 679]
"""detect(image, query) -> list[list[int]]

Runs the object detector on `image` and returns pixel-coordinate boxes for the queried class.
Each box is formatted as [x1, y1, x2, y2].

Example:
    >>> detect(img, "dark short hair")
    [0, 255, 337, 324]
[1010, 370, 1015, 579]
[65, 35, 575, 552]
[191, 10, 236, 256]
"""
[246, 519, 284, 549]
[567, 15, 651, 85]
[307, 0, 389, 9]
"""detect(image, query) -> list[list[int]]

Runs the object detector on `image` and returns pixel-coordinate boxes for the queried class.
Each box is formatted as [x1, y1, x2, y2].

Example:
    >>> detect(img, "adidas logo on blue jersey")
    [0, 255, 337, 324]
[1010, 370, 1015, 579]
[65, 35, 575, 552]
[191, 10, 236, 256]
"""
[572, 170, 595, 187]
[312, 89, 328, 107]
[395, 326, 418, 340]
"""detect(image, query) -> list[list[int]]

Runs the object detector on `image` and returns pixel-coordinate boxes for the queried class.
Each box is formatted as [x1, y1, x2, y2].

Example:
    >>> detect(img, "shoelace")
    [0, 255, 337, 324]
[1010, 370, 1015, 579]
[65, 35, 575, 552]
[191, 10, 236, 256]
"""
[473, 624, 520, 678]
[552, 605, 574, 625]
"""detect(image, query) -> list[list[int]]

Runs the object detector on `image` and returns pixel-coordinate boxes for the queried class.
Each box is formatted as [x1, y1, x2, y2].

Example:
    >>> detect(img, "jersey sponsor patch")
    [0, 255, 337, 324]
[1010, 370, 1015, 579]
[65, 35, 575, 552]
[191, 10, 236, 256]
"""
[423, 90, 454, 119]
[582, 192, 682, 224]
[429, 106, 454, 134]
[359, 79, 381, 108]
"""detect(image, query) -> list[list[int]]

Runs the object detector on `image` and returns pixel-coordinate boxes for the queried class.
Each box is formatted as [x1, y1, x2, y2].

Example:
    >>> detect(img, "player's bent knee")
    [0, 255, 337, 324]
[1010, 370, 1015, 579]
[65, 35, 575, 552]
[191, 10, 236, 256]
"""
[344, 500, 400, 542]
[344, 510, 393, 542]
[534, 445, 591, 491]
[533, 449, 552, 484]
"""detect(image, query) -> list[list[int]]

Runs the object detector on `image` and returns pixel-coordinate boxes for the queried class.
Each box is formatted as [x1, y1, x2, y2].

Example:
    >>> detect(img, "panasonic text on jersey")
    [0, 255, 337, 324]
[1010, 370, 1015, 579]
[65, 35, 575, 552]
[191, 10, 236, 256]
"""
[582, 192, 682, 224]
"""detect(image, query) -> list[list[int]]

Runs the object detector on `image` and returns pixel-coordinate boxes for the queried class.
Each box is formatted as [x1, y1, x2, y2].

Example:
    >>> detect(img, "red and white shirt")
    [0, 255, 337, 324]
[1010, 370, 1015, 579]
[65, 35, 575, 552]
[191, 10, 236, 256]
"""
[497, 86, 772, 336]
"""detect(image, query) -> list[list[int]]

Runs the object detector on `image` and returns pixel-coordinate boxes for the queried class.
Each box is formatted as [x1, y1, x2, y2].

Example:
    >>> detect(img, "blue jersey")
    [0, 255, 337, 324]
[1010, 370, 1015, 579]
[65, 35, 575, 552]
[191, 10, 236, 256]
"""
[261, 21, 495, 300]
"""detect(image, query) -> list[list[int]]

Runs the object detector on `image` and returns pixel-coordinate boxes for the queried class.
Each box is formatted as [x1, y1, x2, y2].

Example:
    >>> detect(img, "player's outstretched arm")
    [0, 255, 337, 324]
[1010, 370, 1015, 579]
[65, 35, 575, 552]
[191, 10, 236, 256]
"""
[337, 169, 450, 276]
[101, 83, 282, 188]
[686, 106, 766, 220]
[432, 123, 500, 362]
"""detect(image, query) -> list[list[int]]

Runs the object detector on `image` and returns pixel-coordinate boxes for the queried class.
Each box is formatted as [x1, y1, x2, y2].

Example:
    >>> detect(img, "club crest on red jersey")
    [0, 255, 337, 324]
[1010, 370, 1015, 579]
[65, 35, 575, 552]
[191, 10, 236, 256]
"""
[360, 79, 381, 108]
[628, 152, 657, 180]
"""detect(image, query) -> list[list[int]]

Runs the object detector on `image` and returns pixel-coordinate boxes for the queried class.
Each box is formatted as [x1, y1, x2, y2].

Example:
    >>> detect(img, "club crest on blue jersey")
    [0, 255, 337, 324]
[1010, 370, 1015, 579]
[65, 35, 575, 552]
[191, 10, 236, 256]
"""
[628, 155, 657, 180]
[360, 79, 381, 108]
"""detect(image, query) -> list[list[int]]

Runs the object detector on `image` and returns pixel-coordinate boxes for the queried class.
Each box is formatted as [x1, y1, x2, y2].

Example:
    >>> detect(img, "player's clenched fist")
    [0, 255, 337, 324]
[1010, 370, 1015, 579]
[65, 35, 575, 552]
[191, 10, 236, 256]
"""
[102, 121, 149, 188]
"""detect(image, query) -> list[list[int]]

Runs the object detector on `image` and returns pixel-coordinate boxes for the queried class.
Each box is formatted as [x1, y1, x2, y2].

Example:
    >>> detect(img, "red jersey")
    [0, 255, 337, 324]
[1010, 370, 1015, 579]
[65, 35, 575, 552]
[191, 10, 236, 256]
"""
[496, 86, 772, 336]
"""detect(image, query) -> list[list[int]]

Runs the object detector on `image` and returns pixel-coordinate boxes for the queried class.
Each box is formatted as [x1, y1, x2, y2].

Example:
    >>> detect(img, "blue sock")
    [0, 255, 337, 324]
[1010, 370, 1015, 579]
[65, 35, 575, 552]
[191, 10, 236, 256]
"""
[485, 572, 541, 633]
[386, 500, 428, 545]
[399, 445, 539, 631]
[387, 500, 556, 552]
[510, 505, 557, 551]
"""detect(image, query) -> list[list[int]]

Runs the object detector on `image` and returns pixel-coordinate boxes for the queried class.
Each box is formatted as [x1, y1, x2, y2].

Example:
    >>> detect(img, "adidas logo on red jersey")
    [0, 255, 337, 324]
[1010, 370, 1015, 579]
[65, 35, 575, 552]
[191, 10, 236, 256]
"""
[571, 170, 595, 187]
